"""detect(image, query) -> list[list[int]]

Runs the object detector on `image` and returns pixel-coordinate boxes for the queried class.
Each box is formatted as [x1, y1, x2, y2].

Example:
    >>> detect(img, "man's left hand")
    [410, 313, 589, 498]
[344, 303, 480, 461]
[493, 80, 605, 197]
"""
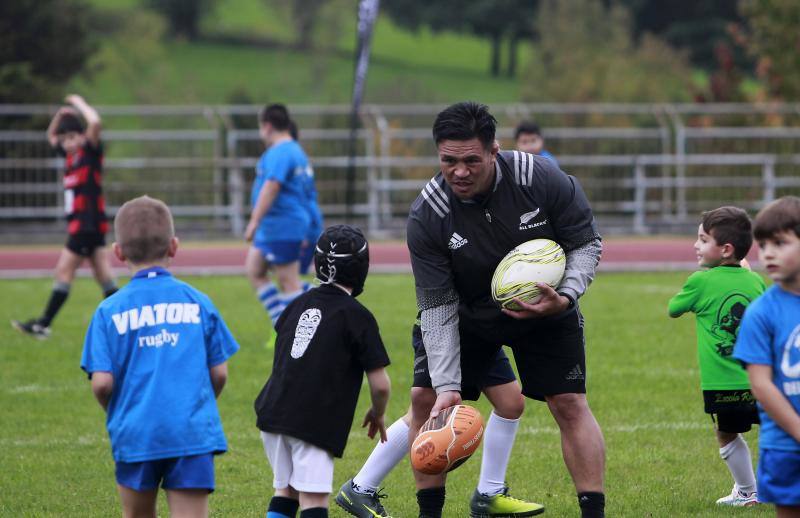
[502, 283, 570, 319]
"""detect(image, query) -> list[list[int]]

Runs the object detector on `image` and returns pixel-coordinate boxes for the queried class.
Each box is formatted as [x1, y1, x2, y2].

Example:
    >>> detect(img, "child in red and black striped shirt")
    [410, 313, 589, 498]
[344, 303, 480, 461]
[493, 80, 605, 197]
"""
[12, 94, 118, 339]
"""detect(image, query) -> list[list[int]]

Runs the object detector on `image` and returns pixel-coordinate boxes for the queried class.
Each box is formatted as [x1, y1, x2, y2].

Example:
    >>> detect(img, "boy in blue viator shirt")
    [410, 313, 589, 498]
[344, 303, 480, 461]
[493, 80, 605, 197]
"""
[735, 196, 800, 517]
[81, 195, 239, 517]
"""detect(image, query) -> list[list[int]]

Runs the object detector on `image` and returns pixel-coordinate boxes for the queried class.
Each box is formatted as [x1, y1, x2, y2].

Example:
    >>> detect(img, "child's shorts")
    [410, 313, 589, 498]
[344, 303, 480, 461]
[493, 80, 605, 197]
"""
[253, 241, 303, 266]
[703, 390, 760, 433]
[115, 453, 215, 492]
[261, 431, 334, 493]
[757, 448, 800, 505]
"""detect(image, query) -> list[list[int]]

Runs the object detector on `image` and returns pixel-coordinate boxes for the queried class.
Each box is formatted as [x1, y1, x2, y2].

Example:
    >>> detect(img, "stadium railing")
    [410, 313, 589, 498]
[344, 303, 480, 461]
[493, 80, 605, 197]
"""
[2, 103, 799, 239]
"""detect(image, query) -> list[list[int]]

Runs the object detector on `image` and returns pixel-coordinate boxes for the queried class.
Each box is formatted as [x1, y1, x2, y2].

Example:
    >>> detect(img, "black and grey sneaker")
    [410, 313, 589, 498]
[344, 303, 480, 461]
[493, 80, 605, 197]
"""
[335, 479, 391, 517]
[11, 319, 51, 340]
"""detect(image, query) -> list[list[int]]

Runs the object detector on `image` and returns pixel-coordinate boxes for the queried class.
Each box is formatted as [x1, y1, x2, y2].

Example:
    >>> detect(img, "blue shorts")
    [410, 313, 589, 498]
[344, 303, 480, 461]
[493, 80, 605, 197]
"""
[758, 448, 800, 505]
[115, 453, 215, 492]
[299, 226, 322, 274]
[254, 241, 303, 266]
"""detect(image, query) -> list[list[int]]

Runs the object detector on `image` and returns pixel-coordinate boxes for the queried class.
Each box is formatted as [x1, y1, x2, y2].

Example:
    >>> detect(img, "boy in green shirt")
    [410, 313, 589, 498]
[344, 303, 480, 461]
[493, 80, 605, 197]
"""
[669, 206, 766, 507]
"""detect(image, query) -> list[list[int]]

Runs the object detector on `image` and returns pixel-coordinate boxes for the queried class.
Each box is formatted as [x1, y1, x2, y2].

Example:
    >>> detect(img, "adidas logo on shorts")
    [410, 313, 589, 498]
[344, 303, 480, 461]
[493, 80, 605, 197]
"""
[448, 232, 468, 250]
[565, 364, 584, 381]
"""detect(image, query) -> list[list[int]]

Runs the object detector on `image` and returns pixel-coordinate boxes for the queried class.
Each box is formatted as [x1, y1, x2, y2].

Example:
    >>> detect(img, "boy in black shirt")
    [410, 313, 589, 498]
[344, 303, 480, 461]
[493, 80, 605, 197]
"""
[255, 225, 391, 518]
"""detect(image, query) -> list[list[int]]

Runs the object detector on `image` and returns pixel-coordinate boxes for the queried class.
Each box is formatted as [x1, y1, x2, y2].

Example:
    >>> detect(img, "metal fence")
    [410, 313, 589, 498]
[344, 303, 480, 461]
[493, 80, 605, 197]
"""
[1, 103, 800, 239]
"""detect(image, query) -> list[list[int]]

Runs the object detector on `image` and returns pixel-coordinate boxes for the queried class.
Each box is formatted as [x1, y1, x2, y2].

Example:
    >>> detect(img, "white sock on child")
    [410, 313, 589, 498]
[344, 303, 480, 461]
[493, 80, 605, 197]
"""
[257, 283, 283, 326]
[352, 418, 410, 493]
[720, 434, 756, 494]
[477, 412, 520, 496]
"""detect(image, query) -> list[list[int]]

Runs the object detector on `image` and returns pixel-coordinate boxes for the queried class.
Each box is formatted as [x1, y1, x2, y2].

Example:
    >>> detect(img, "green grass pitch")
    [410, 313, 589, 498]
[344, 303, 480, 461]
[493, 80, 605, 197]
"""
[0, 273, 772, 516]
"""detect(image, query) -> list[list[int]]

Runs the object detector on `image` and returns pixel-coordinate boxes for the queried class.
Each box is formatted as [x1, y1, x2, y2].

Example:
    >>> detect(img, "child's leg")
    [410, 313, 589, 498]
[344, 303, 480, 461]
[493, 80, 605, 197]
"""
[88, 247, 117, 297]
[117, 485, 157, 518]
[40, 248, 83, 326]
[352, 412, 411, 492]
[268, 486, 299, 518]
[716, 426, 756, 495]
[165, 488, 208, 518]
[299, 491, 329, 517]
[777, 505, 800, 518]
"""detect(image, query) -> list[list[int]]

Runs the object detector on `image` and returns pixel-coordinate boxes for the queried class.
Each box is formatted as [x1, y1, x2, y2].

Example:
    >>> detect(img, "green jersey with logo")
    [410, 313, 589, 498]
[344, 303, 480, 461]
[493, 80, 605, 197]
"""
[668, 266, 766, 390]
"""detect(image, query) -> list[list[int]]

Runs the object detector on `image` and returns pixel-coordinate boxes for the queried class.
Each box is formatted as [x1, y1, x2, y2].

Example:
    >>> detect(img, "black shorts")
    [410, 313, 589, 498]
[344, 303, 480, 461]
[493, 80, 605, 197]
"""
[505, 308, 587, 401]
[66, 232, 106, 257]
[411, 308, 586, 402]
[411, 324, 516, 401]
[704, 390, 760, 433]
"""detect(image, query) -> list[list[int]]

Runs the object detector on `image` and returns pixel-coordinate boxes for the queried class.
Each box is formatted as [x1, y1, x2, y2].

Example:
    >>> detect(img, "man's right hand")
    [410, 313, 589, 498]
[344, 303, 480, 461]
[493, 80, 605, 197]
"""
[430, 390, 461, 418]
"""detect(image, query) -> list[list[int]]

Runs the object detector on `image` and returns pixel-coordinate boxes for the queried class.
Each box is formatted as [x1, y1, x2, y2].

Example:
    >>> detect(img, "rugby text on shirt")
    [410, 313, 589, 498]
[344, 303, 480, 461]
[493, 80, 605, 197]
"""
[111, 303, 201, 335]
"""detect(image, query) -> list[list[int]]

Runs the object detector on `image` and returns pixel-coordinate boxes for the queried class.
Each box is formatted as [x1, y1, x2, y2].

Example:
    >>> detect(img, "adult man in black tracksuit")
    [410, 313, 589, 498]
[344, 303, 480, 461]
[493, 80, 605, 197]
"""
[408, 102, 606, 518]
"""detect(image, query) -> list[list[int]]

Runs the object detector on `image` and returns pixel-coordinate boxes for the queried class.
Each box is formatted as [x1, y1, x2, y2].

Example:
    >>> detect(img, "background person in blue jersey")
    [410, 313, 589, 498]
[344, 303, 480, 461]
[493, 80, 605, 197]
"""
[515, 121, 558, 168]
[245, 104, 312, 327]
[734, 196, 800, 516]
[289, 119, 324, 276]
[81, 195, 239, 518]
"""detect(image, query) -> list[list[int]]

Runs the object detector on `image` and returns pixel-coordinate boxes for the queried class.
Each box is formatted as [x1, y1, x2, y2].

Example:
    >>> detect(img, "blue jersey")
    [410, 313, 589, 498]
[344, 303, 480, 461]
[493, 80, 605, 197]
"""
[81, 267, 240, 462]
[252, 140, 311, 243]
[300, 162, 323, 241]
[734, 285, 800, 452]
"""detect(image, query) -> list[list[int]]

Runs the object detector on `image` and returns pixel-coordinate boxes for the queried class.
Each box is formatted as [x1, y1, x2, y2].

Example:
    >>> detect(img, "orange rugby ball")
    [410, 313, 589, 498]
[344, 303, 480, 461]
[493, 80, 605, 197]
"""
[411, 405, 484, 475]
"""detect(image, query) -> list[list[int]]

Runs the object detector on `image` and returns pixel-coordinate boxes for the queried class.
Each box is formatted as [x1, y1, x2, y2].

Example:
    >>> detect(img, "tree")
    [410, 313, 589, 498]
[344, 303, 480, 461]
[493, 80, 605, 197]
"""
[0, 0, 95, 103]
[738, 0, 800, 100]
[522, 0, 692, 102]
[618, 0, 745, 71]
[146, 0, 215, 40]
[382, 0, 537, 77]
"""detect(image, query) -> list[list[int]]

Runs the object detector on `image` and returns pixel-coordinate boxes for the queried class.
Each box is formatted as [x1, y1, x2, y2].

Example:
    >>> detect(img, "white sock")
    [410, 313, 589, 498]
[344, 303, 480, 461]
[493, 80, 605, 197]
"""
[477, 412, 520, 496]
[720, 434, 756, 494]
[352, 418, 410, 493]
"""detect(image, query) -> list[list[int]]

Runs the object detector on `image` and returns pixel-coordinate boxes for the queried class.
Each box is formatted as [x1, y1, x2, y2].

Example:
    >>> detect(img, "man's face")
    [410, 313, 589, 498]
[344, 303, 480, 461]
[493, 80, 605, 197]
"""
[437, 138, 499, 200]
[516, 132, 544, 155]
[758, 230, 800, 288]
[58, 132, 85, 155]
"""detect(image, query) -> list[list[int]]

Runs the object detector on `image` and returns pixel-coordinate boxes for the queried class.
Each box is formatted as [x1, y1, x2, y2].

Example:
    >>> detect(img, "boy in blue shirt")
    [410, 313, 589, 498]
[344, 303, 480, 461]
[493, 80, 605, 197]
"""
[735, 196, 800, 516]
[245, 104, 312, 327]
[288, 120, 324, 276]
[81, 195, 239, 517]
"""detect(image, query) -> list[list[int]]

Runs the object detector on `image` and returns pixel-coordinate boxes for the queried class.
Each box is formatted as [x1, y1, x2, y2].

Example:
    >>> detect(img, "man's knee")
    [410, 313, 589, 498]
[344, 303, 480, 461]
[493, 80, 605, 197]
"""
[410, 387, 436, 427]
[546, 393, 591, 424]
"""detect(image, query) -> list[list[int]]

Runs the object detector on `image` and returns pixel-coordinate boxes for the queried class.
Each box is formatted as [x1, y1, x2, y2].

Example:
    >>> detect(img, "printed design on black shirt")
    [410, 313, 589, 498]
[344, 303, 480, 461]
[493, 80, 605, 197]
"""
[712, 293, 751, 357]
[291, 308, 322, 359]
[781, 324, 800, 381]
[421, 177, 450, 218]
[518, 207, 549, 231]
[448, 232, 468, 250]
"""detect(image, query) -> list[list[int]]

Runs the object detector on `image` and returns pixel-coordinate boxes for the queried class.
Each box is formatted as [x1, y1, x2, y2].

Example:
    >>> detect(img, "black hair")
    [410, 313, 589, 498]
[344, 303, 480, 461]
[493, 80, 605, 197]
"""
[56, 113, 84, 135]
[289, 119, 299, 141]
[514, 121, 542, 140]
[259, 103, 291, 131]
[701, 206, 753, 260]
[432, 101, 497, 150]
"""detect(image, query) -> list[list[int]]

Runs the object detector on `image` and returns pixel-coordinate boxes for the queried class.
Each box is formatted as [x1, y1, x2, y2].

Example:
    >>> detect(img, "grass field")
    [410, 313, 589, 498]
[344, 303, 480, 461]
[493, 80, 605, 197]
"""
[0, 272, 773, 517]
[74, 0, 526, 104]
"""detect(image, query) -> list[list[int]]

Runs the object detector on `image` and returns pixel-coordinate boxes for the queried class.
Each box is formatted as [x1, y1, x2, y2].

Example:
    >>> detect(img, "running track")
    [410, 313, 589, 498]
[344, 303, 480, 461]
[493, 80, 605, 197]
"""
[0, 238, 761, 278]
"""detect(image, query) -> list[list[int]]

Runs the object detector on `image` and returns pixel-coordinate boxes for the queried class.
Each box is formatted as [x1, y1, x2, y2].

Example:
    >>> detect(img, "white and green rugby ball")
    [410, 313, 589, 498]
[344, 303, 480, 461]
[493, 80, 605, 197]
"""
[491, 239, 566, 310]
